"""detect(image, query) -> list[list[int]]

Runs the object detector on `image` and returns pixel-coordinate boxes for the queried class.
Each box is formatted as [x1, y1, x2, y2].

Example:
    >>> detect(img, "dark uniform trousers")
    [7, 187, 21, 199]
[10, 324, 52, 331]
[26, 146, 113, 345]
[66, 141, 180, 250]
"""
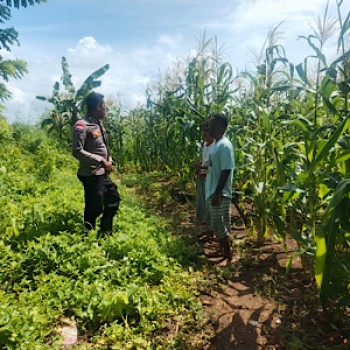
[78, 174, 121, 232]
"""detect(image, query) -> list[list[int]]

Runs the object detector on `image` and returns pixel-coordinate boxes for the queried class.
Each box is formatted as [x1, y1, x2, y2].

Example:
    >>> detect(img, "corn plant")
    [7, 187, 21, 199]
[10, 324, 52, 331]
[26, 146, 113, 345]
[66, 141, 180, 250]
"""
[230, 23, 292, 241]
[124, 35, 234, 183]
[102, 99, 131, 171]
[312, 0, 350, 308]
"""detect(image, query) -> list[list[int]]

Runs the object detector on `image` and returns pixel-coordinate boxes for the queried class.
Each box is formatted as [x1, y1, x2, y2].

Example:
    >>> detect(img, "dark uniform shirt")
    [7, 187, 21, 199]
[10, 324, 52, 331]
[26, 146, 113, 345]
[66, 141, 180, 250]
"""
[72, 115, 112, 176]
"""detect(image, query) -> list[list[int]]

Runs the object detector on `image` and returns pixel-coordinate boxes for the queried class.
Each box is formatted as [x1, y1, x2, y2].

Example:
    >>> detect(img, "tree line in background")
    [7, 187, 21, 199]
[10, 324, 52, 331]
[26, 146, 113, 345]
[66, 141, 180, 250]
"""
[1, 0, 349, 317]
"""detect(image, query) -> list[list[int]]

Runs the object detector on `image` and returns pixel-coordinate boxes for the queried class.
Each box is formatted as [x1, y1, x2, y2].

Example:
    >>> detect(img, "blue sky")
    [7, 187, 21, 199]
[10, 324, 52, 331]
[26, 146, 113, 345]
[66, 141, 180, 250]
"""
[2, 0, 350, 123]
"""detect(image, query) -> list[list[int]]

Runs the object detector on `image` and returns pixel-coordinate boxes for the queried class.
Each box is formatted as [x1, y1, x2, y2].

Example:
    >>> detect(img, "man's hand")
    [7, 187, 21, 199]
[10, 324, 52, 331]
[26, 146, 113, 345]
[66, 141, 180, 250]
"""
[194, 161, 201, 175]
[101, 160, 113, 174]
[211, 192, 222, 206]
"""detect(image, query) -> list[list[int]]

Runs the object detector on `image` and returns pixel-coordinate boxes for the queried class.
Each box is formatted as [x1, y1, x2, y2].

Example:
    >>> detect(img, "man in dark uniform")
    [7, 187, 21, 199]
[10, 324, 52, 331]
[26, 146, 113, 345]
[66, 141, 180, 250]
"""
[72, 91, 120, 233]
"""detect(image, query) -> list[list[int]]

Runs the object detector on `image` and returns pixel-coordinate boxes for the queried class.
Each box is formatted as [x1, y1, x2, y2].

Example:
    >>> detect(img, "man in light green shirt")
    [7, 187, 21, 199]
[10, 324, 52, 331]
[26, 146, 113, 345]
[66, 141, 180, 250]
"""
[205, 112, 235, 265]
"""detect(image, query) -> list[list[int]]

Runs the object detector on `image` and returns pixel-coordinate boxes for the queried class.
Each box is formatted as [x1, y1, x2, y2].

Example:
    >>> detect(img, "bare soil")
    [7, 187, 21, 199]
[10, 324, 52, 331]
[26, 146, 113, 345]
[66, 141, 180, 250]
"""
[187, 207, 348, 350]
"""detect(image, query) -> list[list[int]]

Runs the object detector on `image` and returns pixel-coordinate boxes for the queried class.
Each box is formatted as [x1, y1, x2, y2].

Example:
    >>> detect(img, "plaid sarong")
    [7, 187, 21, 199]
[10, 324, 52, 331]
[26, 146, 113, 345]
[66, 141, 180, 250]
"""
[205, 196, 231, 239]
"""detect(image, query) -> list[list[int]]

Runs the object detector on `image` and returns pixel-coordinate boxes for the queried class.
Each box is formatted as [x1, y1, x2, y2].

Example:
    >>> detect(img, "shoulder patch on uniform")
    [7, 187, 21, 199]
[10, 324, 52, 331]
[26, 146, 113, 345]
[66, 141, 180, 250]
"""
[75, 122, 85, 133]
[92, 129, 101, 138]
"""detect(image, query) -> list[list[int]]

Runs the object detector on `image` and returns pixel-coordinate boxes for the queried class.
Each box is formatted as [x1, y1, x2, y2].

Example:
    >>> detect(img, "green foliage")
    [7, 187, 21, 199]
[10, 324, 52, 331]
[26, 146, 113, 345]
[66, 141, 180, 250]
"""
[316, 179, 350, 311]
[229, 5, 350, 309]
[0, 5, 18, 51]
[0, 0, 46, 102]
[0, 114, 10, 140]
[103, 100, 130, 171]
[0, 124, 205, 348]
[0, 26, 18, 50]
[0, 22, 27, 100]
[0, 55, 27, 81]
[3, 0, 47, 8]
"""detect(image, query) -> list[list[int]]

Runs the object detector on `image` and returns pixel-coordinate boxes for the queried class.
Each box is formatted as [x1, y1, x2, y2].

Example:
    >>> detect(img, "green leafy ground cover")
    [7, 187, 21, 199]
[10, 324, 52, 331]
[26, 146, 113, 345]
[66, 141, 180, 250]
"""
[0, 124, 206, 349]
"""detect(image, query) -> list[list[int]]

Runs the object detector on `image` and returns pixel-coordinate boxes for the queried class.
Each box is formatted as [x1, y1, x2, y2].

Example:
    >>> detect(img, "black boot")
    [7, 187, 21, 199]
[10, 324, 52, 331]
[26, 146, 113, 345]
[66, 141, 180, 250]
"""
[100, 215, 113, 233]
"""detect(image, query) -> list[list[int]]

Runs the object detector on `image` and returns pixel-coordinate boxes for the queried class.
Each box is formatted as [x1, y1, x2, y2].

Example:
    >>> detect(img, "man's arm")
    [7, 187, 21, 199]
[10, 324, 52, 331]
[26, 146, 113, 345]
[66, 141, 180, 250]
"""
[211, 169, 231, 206]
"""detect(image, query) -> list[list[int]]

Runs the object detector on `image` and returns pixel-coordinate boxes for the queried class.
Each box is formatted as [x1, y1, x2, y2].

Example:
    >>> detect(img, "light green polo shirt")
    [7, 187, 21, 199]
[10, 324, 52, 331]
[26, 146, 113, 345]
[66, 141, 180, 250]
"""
[205, 137, 234, 200]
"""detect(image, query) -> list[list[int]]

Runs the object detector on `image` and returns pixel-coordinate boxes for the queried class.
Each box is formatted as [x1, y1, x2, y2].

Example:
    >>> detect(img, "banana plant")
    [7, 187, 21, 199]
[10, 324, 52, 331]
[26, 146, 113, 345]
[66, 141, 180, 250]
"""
[38, 57, 109, 138]
[39, 82, 70, 140]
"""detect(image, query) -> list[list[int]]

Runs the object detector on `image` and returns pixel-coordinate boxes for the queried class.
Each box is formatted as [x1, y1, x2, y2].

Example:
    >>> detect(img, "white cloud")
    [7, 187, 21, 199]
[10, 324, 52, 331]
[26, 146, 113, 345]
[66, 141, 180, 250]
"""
[68, 37, 113, 68]
[8, 85, 26, 104]
[3, 35, 186, 122]
[66, 36, 181, 111]
[231, 0, 327, 32]
[157, 34, 183, 48]
[3, 57, 61, 123]
[217, 0, 350, 70]
[0, 49, 13, 59]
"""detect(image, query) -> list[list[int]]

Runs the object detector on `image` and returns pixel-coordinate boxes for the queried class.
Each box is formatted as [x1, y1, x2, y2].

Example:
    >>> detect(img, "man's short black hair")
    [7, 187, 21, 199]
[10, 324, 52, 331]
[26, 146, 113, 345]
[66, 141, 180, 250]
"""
[85, 91, 104, 112]
[201, 118, 211, 130]
[211, 112, 228, 129]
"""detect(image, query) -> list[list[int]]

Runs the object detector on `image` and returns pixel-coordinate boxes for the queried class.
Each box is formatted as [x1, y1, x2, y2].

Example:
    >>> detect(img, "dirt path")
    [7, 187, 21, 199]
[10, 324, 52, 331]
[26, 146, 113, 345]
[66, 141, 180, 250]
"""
[199, 233, 301, 350]
[122, 176, 349, 350]
[196, 216, 348, 350]
[173, 201, 348, 350]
